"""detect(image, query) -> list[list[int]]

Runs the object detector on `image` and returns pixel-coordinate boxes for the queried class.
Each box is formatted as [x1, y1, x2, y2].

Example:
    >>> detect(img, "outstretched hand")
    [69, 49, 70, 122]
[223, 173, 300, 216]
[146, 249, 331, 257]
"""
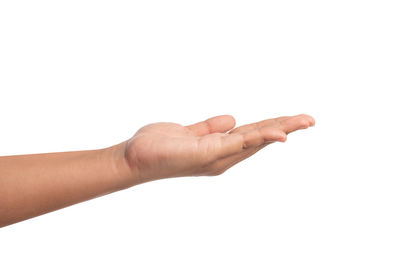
[122, 114, 315, 182]
[0, 113, 314, 227]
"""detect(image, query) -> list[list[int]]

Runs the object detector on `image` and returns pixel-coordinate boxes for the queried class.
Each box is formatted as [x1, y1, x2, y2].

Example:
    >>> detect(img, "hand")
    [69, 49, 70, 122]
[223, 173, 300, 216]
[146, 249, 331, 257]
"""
[122, 114, 315, 183]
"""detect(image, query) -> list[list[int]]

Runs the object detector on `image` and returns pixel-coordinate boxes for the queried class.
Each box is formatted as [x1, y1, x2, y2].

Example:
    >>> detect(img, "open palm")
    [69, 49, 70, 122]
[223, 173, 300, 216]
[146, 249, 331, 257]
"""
[124, 114, 315, 182]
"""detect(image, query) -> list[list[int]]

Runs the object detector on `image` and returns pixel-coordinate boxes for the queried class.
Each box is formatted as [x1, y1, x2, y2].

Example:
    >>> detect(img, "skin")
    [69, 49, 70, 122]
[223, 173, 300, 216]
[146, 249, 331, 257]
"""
[0, 114, 315, 227]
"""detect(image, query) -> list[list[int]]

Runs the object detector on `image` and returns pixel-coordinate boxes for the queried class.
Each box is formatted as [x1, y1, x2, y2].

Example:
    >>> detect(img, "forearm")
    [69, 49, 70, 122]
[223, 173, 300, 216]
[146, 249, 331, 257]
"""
[0, 142, 134, 227]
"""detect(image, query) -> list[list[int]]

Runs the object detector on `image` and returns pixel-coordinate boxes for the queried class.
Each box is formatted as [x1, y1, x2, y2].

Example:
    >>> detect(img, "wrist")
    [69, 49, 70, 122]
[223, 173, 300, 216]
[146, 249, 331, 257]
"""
[104, 141, 140, 190]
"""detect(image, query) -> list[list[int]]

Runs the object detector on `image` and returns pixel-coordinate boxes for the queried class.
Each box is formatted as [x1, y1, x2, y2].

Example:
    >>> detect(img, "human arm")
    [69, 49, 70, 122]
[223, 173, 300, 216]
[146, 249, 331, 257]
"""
[0, 114, 315, 227]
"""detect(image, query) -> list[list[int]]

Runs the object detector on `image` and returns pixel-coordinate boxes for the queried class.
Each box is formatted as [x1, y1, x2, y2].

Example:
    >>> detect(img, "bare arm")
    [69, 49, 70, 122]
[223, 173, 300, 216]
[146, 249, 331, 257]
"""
[0, 114, 315, 227]
[0, 144, 132, 227]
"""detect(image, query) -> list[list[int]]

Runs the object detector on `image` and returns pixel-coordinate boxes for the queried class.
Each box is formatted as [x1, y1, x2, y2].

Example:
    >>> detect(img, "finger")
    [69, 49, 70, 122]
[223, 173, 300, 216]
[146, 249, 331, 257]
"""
[207, 143, 269, 175]
[185, 115, 236, 136]
[213, 127, 286, 160]
[219, 114, 315, 165]
[277, 114, 315, 134]
[212, 115, 315, 172]
[228, 116, 290, 134]
[203, 114, 315, 173]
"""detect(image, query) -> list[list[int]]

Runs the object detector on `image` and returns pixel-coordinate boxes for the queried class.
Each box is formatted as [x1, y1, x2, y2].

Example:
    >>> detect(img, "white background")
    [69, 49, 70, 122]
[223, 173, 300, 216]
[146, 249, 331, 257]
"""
[0, 0, 399, 266]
